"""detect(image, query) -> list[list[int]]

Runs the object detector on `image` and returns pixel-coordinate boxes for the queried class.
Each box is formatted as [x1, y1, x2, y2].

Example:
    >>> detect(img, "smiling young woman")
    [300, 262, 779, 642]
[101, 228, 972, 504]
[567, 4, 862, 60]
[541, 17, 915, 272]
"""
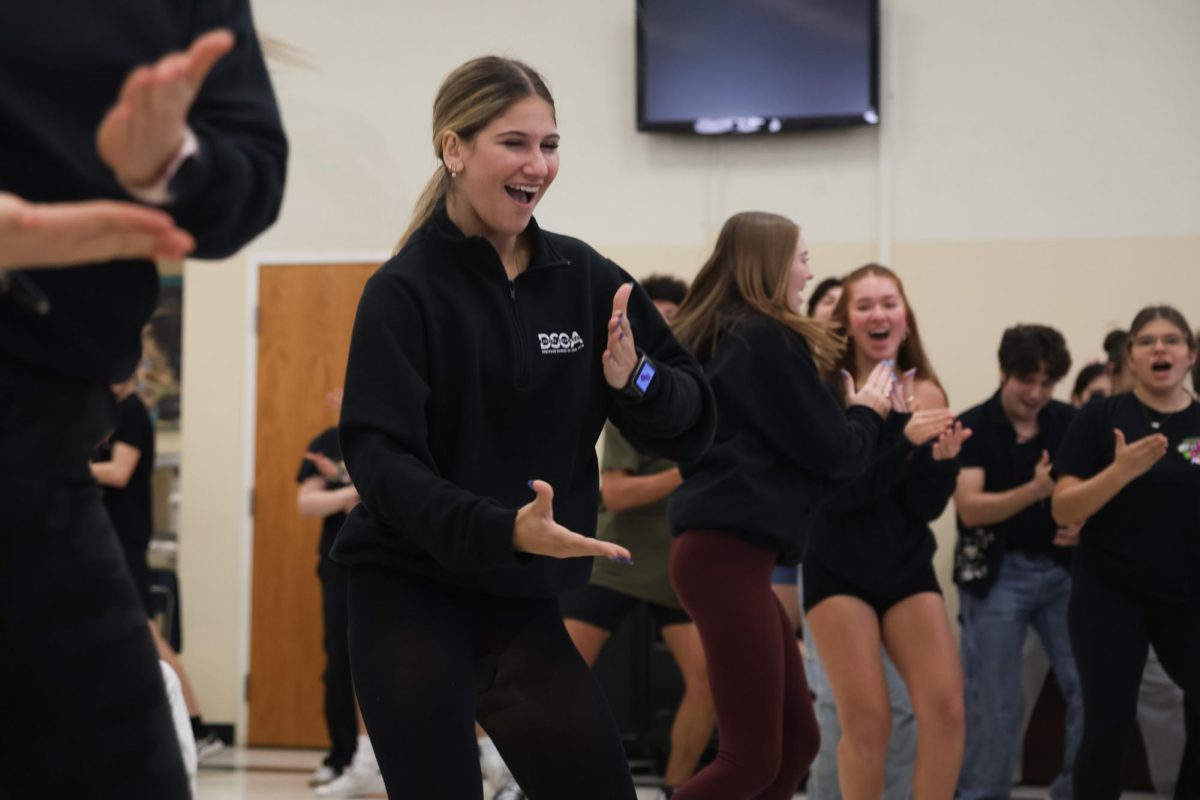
[803, 262, 967, 800]
[331, 56, 716, 799]
[1053, 305, 1200, 799]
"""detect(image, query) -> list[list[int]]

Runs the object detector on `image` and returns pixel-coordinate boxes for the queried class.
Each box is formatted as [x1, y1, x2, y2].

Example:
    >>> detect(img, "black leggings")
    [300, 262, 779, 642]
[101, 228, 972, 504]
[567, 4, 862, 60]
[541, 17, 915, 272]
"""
[318, 555, 357, 770]
[1069, 555, 1200, 799]
[0, 363, 188, 798]
[347, 565, 637, 799]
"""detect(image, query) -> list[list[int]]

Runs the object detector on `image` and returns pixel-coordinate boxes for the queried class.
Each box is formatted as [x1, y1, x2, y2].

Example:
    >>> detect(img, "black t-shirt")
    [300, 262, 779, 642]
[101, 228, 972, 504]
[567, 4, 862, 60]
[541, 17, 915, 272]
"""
[94, 393, 155, 550]
[957, 393, 1076, 559]
[296, 427, 347, 558]
[1055, 393, 1200, 598]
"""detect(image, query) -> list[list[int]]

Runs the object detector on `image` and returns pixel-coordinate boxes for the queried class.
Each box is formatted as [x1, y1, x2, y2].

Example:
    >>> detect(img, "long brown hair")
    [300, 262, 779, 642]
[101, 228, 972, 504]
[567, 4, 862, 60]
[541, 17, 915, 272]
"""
[395, 56, 555, 252]
[832, 263, 941, 388]
[671, 211, 844, 372]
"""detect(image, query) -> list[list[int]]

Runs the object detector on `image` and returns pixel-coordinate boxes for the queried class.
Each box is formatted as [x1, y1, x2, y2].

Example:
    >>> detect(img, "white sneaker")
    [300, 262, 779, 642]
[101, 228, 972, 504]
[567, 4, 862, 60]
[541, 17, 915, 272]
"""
[194, 732, 225, 763]
[308, 765, 341, 786]
[491, 782, 527, 800]
[314, 766, 386, 798]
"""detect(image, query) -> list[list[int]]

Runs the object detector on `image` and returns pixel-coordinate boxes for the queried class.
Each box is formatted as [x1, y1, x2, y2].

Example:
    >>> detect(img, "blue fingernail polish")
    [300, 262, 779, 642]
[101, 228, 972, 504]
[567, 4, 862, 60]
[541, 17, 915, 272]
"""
[840, 368, 851, 377]
[527, 480, 534, 489]
[610, 556, 634, 565]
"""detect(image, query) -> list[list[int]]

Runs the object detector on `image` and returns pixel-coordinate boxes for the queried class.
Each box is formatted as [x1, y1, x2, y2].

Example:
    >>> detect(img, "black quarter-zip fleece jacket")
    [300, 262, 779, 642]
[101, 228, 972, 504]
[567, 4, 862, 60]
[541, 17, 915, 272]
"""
[668, 314, 894, 565]
[332, 204, 716, 597]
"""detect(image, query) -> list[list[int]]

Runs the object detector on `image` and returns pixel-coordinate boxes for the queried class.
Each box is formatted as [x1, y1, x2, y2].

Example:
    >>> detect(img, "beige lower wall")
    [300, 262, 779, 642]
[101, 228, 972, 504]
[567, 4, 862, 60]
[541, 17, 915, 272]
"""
[177, 235, 1200, 730]
[179, 256, 250, 725]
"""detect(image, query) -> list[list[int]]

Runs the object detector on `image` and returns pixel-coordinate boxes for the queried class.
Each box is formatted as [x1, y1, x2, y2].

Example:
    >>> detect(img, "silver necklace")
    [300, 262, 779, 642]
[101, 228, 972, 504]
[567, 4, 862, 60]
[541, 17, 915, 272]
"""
[1136, 395, 1192, 430]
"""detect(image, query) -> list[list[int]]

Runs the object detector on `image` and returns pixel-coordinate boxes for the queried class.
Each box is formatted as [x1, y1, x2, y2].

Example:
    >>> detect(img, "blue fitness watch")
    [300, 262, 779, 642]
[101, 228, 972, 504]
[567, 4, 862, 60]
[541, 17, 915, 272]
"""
[622, 352, 656, 399]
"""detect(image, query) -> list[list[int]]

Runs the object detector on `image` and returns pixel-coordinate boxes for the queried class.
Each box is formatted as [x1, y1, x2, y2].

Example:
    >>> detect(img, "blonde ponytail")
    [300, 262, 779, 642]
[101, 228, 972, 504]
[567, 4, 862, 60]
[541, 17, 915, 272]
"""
[395, 167, 450, 253]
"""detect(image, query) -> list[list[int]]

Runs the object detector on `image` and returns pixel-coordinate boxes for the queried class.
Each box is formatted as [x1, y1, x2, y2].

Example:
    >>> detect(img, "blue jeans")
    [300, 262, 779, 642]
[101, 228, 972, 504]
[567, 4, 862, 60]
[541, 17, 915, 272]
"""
[799, 573, 916, 800]
[958, 551, 1082, 800]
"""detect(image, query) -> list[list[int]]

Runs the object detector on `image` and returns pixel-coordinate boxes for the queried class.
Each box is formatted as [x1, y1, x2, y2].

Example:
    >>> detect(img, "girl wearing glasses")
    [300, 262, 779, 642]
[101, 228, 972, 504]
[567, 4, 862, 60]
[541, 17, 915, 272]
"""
[1053, 305, 1200, 799]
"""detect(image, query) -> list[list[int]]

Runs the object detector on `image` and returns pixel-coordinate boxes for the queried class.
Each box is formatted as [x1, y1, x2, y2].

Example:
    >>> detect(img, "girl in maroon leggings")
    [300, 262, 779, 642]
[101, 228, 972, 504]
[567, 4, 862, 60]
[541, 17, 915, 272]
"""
[667, 211, 902, 799]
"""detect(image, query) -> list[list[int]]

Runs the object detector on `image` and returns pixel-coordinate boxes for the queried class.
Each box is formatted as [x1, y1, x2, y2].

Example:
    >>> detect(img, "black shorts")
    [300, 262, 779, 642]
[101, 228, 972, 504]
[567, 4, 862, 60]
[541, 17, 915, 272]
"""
[559, 582, 690, 633]
[801, 558, 941, 618]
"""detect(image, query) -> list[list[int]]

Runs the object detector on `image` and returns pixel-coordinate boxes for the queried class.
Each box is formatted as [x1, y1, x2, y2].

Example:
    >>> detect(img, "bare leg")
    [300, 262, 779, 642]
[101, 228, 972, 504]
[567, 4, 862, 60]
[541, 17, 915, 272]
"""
[881, 593, 965, 800]
[807, 596, 892, 800]
[659, 623, 717, 787]
[148, 620, 199, 717]
[563, 618, 612, 667]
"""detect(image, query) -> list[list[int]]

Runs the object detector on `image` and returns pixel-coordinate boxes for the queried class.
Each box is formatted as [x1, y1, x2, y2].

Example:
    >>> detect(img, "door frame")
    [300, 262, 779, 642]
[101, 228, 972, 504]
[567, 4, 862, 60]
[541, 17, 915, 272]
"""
[236, 251, 388, 742]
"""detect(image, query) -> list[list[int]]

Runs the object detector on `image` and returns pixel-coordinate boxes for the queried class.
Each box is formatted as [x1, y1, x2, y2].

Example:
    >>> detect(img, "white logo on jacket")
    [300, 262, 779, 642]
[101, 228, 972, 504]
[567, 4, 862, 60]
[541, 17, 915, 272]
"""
[537, 331, 585, 354]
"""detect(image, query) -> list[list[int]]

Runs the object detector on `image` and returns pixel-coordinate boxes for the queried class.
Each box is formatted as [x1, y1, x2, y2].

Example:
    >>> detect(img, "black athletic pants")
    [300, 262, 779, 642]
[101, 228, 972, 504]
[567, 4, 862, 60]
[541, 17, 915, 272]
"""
[346, 564, 637, 799]
[1069, 552, 1200, 799]
[0, 361, 189, 798]
[318, 554, 357, 770]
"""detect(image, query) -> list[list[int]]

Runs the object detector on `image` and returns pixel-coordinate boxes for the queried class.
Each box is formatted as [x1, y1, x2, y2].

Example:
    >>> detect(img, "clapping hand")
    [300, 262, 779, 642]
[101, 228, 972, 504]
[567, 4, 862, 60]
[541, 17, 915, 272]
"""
[842, 361, 894, 418]
[97, 29, 235, 188]
[603, 282, 639, 390]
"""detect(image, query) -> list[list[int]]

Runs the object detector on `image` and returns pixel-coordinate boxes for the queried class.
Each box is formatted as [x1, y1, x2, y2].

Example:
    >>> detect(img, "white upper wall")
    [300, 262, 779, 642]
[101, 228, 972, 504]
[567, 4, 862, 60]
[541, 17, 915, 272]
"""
[251, 0, 1200, 254]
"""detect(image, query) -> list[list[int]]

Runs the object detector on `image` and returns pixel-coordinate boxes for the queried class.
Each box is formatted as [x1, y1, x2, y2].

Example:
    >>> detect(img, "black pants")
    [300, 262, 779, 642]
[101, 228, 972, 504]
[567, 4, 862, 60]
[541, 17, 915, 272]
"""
[1069, 553, 1200, 799]
[0, 362, 189, 798]
[318, 554, 357, 770]
[347, 564, 637, 799]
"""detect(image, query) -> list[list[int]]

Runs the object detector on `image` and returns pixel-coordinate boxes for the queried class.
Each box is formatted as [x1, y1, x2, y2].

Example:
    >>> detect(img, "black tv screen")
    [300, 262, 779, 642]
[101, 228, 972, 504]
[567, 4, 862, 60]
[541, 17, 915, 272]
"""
[637, 0, 879, 135]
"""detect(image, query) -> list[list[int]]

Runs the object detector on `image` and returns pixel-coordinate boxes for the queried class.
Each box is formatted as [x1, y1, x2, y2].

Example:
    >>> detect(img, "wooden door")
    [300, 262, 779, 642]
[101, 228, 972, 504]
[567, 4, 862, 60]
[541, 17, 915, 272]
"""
[248, 261, 378, 746]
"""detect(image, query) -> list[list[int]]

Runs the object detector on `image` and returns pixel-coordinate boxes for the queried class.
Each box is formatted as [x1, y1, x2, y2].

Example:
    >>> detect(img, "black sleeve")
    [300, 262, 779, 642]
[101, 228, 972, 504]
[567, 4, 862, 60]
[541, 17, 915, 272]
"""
[111, 396, 153, 454]
[166, 0, 288, 258]
[604, 272, 716, 463]
[338, 275, 520, 572]
[901, 446, 960, 522]
[956, 410, 986, 470]
[1054, 399, 1110, 480]
[719, 321, 884, 480]
[822, 424, 914, 511]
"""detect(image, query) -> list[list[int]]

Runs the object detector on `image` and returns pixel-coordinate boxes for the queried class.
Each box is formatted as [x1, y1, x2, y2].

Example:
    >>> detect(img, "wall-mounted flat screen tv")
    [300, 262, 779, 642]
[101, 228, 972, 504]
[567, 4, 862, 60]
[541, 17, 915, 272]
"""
[637, 0, 880, 135]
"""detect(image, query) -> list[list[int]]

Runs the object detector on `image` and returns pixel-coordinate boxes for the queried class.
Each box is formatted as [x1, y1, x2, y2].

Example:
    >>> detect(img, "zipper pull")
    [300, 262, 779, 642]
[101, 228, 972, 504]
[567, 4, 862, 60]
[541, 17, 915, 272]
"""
[509, 282, 516, 300]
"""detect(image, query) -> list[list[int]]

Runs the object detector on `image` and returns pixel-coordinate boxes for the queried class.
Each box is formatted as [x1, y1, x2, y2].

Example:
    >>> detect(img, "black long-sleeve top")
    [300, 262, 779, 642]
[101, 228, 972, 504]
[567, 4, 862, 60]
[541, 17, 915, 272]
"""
[805, 428, 959, 591]
[0, 0, 288, 382]
[668, 315, 888, 565]
[332, 204, 716, 598]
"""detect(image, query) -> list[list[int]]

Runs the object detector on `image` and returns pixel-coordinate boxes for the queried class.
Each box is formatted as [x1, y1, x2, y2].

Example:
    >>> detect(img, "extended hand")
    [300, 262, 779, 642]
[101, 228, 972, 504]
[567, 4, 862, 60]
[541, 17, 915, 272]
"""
[1112, 429, 1167, 481]
[97, 29, 235, 187]
[932, 421, 972, 461]
[602, 282, 639, 390]
[904, 408, 955, 447]
[304, 452, 346, 483]
[0, 191, 193, 269]
[513, 480, 633, 562]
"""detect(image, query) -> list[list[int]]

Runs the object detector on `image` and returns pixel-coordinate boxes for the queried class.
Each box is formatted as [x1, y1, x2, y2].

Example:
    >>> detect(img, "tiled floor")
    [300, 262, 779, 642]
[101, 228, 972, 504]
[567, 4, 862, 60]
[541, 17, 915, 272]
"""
[195, 748, 1163, 799]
